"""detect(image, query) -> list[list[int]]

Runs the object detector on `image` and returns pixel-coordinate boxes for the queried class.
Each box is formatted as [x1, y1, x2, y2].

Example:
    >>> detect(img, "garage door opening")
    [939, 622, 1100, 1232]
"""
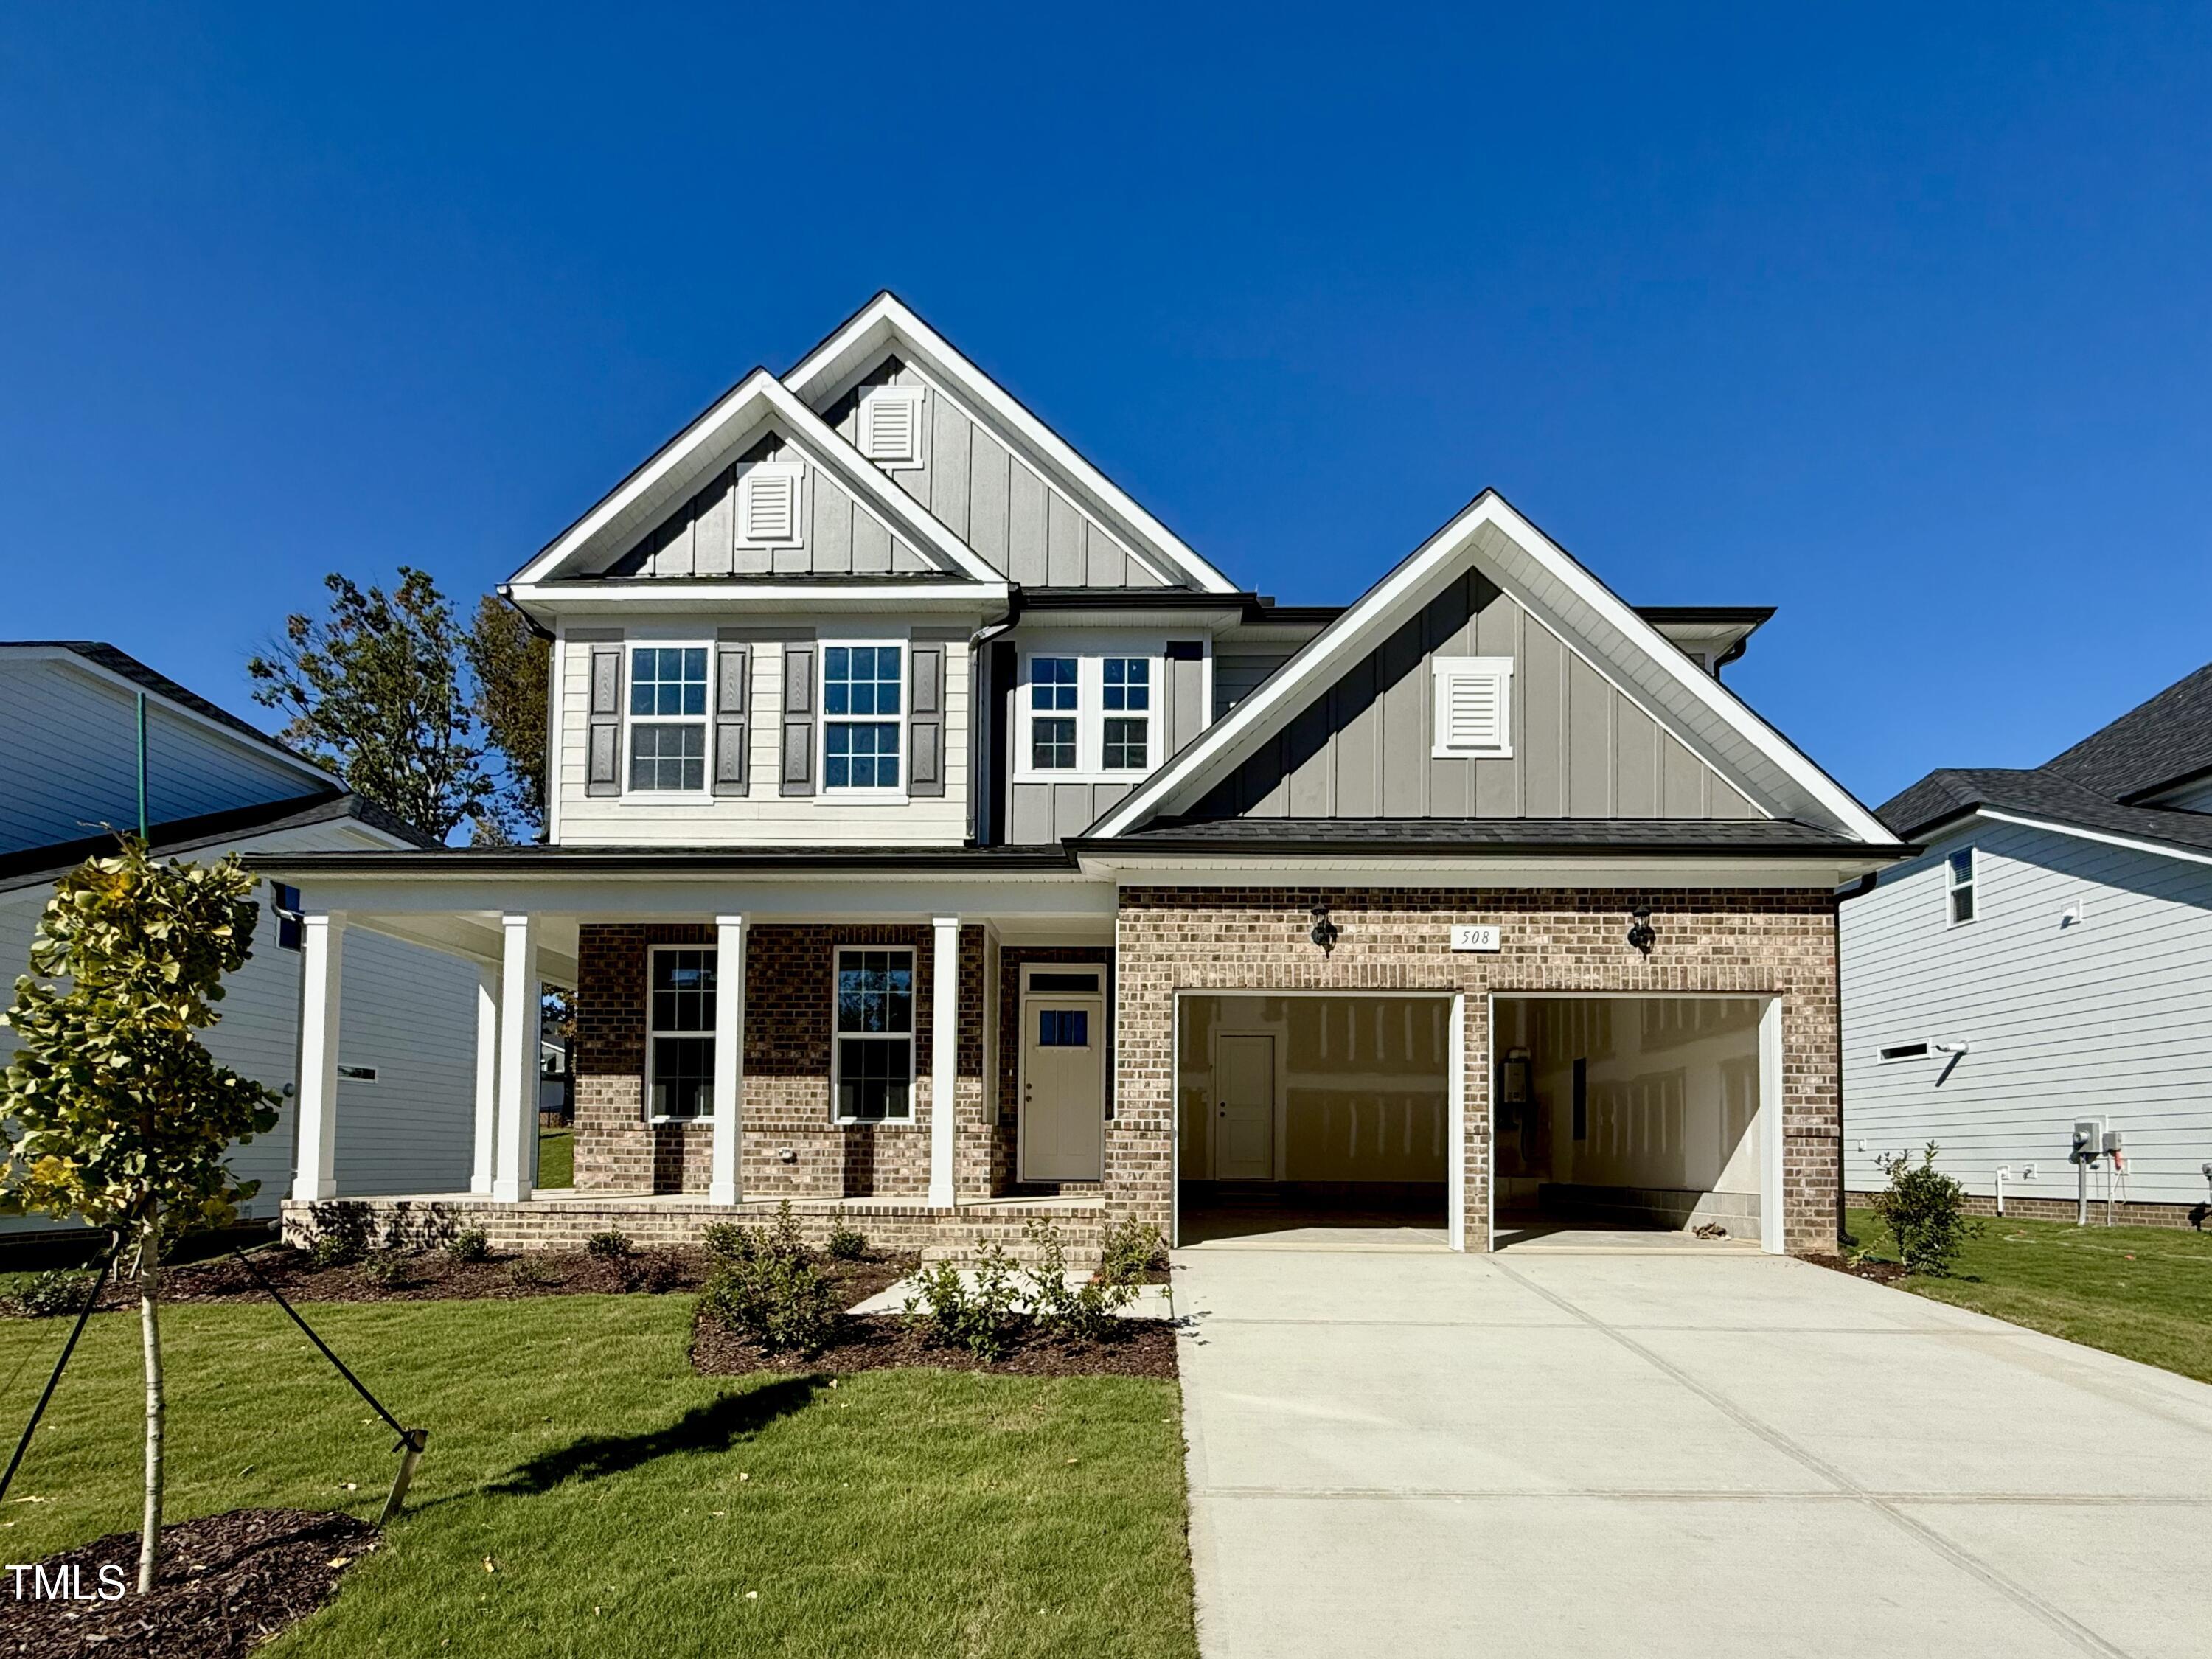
[1491, 995, 1772, 1249]
[1176, 994, 1453, 1247]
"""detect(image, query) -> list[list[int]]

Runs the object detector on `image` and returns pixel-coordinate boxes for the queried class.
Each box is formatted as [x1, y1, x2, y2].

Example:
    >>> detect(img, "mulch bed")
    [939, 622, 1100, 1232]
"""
[692, 1309, 1180, 1380]
[4, 1507, 377, 1659]
[1804, 1253, 1910, 1287]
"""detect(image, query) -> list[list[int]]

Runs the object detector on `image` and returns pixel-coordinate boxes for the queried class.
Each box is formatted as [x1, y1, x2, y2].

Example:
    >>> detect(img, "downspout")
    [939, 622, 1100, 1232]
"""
[967, 603, 1020, 846]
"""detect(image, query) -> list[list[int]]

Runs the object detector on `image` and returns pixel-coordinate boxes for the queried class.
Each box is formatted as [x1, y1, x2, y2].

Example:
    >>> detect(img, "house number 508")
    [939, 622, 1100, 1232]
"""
[1449, 925, 1501, 953]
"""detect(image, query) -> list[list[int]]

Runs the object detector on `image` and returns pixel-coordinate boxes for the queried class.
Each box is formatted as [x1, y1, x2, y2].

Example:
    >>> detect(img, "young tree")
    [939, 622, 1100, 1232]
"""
[465, 594, 551, 841]
[248, 568, 494, 843]
[0, 841, 279, 1593]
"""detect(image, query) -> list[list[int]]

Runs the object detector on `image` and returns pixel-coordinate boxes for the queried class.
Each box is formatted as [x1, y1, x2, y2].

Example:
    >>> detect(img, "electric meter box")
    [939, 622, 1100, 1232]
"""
[2071, 1119, 2105, 1161]
[2101, 1127, 2126, 1155]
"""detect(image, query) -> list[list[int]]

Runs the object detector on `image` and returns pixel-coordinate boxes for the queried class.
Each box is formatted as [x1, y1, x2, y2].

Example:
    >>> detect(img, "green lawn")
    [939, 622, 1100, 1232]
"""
[537, 1127, 574, 1189]
[1846, 1206, 2212, 1384]
[0, 1294, 1197, 1657]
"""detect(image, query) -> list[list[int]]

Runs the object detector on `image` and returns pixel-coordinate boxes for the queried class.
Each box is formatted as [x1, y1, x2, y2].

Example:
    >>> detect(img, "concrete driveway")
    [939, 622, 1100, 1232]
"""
[1174, 1238, 2212, 1659]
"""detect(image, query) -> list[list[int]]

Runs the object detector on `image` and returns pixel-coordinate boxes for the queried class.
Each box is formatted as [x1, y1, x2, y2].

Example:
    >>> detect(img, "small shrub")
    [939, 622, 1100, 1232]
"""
[508, 1256, 559, 1288]
[618, 1247, 688, 1295]
[10, 1268, 96, 1318]
[444, 1228, 492, 1264]
[584, 1229, 633, 1261]
[1023, 1220, 1133, 1344]
[361, 1250, 415, 1289]
[767, 1200, 808, 1261]
[904, 1245, 1021, 1360]
[824, 1222, 868, 1262]
[701, 1220, 757, 1266]
[1872, 1142, 1978, 1276]
[1099, 1217, 1166, 1287]
[307, 1228, 366, 1271]
[702, 1251, 838, 1355]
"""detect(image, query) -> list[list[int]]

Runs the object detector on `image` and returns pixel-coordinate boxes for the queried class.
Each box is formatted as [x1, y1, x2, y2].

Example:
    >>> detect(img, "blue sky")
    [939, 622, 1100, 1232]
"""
[4, 3, 2206, 807]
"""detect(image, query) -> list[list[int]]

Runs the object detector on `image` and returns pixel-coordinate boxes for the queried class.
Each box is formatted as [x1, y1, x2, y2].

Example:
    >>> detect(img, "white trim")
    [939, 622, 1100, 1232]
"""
[511, 580, 1008, 618]
[1453, 992, 1469, 1252]
[782, 293, 1237, 593]
[820, 638, 911, 800]
[1011, 644, 1163, 783]
[1430, 655, 1513, 759]
[930, 917, 959, 1205]
[1089, 491, 1891, 841]
[470, 964, 499, 1195]
[510, 370, 1004, 587]
[735, 460, 804, 549]
[620, 640, 714, 800]
[1952, 808, 2212, 872]
[830, 942, 919, 1125]
[492, 914, 538, 1203]
[1944, 844, 1978, 928]
[857, 384, 926, 469]
[291, 911, 345, 1203]
[1757, 997, 1784, 1255]
[709, 915, 745, 1206]
[644, 942, 717, 1124]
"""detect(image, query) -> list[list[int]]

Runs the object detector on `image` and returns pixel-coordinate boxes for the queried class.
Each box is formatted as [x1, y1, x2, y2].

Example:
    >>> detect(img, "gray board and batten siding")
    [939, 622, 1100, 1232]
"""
[606, 434, 936, 579]
[824, 357, 1173, 589]
[1193, 569, 1762, 821]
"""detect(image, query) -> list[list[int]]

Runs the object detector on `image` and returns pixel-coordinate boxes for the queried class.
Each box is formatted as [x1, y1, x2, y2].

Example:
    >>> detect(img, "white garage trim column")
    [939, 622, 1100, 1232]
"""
[708, 914, 746, 1207]
[291, 911, 346, 1203]
[1759, 996, 1784, 1255]
[1448, 992, 1468, 1252]
[929, 915, 960, 1208]
[492, 914, 540, 1204]
[470, 963, 500, 1196]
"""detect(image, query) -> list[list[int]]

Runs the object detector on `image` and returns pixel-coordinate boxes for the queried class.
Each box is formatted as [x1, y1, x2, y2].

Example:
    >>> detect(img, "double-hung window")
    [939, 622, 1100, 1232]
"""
[647, 947, 716, 1120]
[833, 947, 914, 1121]
[823, 644, 903, 790]
[1102, 657, 1150, 769]
[1030, 656, 1079, 770]
[1945, 848, 1976, 925]
[629, 647, 709, 791]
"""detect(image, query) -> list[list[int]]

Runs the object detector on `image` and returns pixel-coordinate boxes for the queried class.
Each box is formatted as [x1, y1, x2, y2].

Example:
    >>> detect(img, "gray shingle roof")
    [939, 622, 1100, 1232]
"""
[0, 792, 440, 892]
[1877, 768, 2212, 857]
[2040, 659, 2212, 802]
[1079, 818, 1899, 856]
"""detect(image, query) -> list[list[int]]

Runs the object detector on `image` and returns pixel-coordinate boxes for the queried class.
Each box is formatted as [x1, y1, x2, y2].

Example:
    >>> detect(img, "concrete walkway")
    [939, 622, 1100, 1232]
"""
[1175, 1239, 2212, 1659]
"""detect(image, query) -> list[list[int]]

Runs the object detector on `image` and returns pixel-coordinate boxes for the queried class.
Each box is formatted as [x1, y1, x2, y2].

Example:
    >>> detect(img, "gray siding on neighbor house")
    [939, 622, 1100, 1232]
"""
[1194, 571, 1759, 821]
[1840, 818, 2212, 1207]
[0, 657, 318, 854]
[824, 357, 1170, 588]
[1007, 780, 1132, 844]
[2145, 776, 2212, 813]
[610, 434, 934, 578]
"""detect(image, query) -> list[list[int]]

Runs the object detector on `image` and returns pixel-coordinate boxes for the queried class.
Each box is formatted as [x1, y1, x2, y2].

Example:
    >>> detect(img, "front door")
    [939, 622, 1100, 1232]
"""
[1213, 1034, 1276, 1180]
[1019, 997, 1105, 1181]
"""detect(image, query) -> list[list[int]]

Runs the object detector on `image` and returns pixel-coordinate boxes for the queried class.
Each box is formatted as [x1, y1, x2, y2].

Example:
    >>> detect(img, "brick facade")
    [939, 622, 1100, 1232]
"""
[574, 921, 990, 1202]
[1110, 886, 1845, 1256]
[1846, 1189, 2210, 1231]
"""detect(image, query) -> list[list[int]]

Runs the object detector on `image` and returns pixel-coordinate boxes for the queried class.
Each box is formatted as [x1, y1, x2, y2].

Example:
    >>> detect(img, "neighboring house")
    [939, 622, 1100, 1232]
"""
[0, 642, 485, 1227]
[1843, 663, 2212, 1227]
[254, 293, 1907, 1262]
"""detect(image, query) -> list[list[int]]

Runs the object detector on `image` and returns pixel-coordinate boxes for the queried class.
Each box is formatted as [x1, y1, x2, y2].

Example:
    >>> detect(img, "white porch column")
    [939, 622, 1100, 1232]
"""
[708, 914, 746, 1207]
[291, 911, 346, 1203]
[492, 914, 540, 1203]
[469, 962, 500, 1195]
[929, 915, 960, 1208]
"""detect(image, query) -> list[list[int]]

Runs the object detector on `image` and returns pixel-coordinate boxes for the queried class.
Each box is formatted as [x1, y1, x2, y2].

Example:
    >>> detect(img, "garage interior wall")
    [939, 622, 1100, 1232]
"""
[1499, 996, 1761, 1231]
[1178, 995, 1450, 1182]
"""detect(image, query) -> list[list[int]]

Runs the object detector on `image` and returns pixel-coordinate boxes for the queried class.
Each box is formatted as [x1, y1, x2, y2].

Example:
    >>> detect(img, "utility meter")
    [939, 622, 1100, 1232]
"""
[2071, 1119, 2104, 1163]
[2101, 1127, 2126, 1155]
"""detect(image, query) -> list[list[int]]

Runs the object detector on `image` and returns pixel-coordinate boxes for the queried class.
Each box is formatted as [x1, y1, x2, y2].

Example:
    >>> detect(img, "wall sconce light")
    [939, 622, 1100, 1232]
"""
[1308, 904, 1340, 955]
[1627, 907, 1655, 956]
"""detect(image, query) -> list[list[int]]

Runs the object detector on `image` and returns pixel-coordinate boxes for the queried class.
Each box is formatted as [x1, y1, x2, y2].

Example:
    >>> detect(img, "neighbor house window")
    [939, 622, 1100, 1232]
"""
[627, 647, 709, 791]
[272, 883, 303, 952]
[1029, 656, 1078, 770]
[823, 644, 903, 790]
[1946, 848, 1976, 925]
[1102, 657, 1150, 769]
[833, 947, 914, 1121]
[647, 947, 716, 1119]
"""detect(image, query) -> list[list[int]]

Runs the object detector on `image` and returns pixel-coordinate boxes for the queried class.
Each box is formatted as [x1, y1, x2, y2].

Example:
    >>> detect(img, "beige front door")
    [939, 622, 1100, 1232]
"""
[1019, 997, 1105, 1181]
[1213, 1034, 1276, 1180]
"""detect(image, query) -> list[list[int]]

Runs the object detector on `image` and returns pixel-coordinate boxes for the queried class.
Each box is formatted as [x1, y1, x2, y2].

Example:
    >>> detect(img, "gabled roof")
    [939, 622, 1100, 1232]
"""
[0, 790, 438, 894]
[1877, 768, 2212, 862]
[1, 641, 334, 787]
[782, 292, 1237, 594]
[508, 370, 1006, 591]
[2040, 659, 2212, 803]
[1089, 490, 1895, 844]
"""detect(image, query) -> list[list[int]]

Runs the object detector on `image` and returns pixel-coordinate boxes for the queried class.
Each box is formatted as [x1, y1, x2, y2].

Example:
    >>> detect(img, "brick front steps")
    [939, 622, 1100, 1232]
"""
[280, 1192, 1107, 1270]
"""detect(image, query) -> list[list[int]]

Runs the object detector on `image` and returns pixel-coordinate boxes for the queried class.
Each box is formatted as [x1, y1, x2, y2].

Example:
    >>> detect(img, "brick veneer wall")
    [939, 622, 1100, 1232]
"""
[995, 945, 1115, 1194]
[574, 922, 989, 1201]
[1111, 886, 1844, 1256]
[1846, 1189, 2209, 1231]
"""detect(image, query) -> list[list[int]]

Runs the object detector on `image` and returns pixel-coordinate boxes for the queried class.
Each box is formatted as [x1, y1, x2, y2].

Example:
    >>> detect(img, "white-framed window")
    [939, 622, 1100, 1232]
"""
[857, 386, 925, 467]
[627, 644, 709, 793]
[823, 643, 904, 793]
[737, 462, 803, 548]
[832, 947, 914, 1122]
[1102, 657, 1150, 770]
[1029, 655, 1079, 771]
[1946, 847, 1976, 925]
[1431, 655, 1514, 759]
[647, 946, 716, 1121]
[1015, 649, 1164, 780]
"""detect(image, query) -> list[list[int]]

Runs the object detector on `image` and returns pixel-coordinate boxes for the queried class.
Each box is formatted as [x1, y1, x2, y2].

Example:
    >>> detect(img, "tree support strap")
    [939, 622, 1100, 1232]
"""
[224, 1245, 429, 1522]
[0, 1229, 123, 1506]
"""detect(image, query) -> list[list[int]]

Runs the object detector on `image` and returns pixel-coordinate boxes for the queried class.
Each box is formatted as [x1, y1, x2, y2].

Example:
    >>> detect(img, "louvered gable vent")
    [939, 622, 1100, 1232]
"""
[738, 463, 801, 546]
[858, 387, 923, 466]
[1431, 655, 1513, 758]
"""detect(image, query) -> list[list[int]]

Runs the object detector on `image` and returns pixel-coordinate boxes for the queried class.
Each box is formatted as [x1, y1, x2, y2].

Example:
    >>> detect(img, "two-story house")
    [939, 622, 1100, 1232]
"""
[0, 641, 482, 1233]
[257, 294, 1908, 1262]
